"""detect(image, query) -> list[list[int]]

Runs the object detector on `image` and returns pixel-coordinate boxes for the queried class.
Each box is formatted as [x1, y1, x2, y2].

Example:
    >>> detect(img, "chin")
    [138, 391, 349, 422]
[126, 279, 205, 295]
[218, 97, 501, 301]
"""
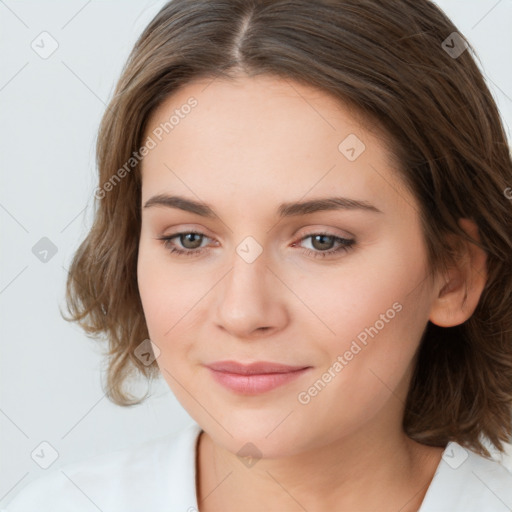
[200, 414, 313, 460]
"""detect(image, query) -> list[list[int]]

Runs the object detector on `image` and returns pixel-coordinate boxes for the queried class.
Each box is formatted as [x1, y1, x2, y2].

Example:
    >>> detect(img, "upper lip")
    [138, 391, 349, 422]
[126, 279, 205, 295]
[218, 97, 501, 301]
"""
[206, 360, 310, 375]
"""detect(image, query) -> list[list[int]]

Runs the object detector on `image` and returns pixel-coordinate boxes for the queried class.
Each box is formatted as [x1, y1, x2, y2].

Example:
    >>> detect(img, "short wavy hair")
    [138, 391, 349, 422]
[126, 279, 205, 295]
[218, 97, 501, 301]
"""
[64, 0, 512, 458]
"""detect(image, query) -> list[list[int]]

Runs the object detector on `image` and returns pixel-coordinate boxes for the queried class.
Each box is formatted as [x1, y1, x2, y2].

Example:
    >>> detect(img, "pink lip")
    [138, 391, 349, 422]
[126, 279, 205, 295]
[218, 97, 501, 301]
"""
[205, 360, 311, 395]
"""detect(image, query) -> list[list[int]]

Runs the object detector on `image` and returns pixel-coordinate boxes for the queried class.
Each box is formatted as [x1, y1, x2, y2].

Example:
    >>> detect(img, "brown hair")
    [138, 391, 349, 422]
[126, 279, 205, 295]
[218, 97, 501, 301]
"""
[63, 0, 512, 458]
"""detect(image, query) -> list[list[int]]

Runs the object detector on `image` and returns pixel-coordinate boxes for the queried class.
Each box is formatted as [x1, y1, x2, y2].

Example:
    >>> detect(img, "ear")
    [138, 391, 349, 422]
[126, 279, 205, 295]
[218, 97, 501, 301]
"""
[428, 218, 488, 328]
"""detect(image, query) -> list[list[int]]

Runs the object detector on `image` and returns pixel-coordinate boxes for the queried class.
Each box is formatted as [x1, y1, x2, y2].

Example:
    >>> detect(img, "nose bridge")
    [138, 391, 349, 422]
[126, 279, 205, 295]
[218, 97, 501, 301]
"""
[227, 239, 267, 297]
[214, 235, 288, 337]
[222, 238, 271, 313]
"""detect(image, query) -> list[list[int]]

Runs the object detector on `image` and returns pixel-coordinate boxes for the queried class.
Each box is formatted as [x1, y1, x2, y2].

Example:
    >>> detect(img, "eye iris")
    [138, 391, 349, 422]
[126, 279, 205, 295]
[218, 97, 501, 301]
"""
[311, 234, 334, 251]
[181, 233, 203, 249]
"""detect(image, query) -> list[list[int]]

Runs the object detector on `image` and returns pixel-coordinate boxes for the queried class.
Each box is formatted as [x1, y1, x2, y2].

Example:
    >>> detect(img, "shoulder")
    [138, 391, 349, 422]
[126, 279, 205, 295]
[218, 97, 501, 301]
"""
[2, 422, 202, 512]
[420, 441, 512, 512]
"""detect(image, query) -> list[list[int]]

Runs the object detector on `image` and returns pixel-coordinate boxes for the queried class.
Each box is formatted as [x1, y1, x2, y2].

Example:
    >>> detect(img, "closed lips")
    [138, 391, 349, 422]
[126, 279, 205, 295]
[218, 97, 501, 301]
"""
[206, 361, 310, 375]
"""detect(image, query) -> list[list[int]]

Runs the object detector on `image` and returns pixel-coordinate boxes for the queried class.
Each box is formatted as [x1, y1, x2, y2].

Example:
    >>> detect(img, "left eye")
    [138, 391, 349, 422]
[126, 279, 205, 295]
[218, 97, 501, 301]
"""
[292, 233, 355, 258]
[157, 231, 355, 259]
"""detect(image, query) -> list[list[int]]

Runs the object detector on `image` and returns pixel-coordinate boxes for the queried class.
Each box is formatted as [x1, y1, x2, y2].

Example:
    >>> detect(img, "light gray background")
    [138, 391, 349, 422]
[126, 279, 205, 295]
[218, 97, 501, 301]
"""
[1, 0, 511, 505]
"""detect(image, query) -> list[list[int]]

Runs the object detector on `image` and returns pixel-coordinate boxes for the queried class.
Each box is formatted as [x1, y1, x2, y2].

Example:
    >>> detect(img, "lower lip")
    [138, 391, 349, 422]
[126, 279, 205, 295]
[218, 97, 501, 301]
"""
[207, 367, 311, 395]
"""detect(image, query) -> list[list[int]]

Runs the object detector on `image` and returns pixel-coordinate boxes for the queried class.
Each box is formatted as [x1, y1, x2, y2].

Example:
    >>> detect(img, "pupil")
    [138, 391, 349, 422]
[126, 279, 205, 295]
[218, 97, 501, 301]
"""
[312, 235, 333, 251]
[183, 233, 202, 249]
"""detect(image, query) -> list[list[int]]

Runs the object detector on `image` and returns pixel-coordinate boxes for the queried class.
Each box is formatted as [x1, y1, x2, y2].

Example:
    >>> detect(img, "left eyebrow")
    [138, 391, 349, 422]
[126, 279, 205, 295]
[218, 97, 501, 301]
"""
[277, 196, 383, 217]
[142, 194, 383, 217]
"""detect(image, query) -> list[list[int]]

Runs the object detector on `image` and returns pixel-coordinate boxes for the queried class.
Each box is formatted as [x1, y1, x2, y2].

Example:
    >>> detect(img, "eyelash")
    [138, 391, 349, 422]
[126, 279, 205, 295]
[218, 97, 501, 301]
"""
[157, 231, 355, 259]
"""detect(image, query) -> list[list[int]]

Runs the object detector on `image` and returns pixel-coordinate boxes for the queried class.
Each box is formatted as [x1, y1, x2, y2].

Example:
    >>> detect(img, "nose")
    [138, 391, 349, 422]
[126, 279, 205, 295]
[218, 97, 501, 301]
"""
[213, 245, 289, 340]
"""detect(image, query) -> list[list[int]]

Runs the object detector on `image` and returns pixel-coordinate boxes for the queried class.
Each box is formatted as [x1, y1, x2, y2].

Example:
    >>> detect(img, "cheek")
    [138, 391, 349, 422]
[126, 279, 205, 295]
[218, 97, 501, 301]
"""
[136, 252, 194, 399]
[292, 229, 432, 376]
[296, 248, 427, 339]
[289, 261, 431, 441]
[136, 239, 214, 374]
[137, 240, 187, 339]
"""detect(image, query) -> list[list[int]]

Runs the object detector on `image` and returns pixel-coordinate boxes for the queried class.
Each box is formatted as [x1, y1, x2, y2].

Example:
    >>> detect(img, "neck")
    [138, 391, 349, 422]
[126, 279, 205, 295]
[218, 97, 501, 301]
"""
[196, 413, 444, 512]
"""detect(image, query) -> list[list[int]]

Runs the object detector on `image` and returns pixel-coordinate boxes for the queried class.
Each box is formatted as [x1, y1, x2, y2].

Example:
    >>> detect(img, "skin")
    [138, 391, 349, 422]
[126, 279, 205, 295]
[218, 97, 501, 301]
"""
[137, 74, 487, 511]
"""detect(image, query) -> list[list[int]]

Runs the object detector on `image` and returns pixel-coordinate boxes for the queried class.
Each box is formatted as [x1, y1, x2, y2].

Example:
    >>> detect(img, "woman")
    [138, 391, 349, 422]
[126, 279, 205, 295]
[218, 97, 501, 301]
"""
[5, 0, 512, 510]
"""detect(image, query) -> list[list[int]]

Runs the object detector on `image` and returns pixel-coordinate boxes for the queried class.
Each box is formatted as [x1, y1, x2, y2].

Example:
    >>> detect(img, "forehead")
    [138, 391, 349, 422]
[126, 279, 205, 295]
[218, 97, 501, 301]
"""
[141, 74, 409, 215]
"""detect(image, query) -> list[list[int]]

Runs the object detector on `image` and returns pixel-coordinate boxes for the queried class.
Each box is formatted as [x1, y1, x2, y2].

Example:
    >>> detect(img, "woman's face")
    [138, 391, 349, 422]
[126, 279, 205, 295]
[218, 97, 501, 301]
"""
[137, 74, 439, 457]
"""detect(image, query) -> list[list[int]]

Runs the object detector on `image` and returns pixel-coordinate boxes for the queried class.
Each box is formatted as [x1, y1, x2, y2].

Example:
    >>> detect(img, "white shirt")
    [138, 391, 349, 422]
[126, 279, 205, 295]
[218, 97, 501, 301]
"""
[3, 422, 512, 511]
